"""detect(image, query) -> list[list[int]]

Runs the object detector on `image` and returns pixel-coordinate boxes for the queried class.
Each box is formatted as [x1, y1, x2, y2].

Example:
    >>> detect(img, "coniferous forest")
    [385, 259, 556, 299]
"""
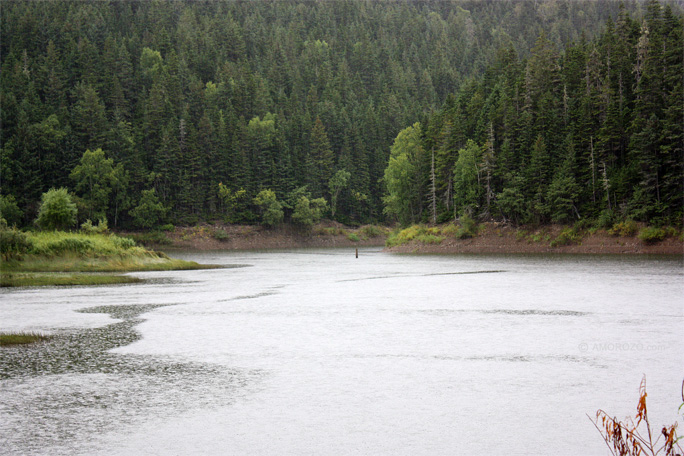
[1, 0, 682, 229]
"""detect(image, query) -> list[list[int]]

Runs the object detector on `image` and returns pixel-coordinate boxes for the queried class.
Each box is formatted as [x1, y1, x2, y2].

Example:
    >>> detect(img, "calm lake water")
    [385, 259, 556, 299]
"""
[1, 249, 683, 455]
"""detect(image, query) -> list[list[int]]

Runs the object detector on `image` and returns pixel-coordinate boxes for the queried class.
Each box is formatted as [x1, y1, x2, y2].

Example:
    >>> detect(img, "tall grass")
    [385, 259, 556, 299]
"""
[1, 231, 213, 273]
[1, 273, 142, 287]
[0, 332, 50, 346]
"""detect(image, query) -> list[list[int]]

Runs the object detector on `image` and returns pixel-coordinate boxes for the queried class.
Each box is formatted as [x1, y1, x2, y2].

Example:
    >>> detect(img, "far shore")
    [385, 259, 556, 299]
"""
[128, 222, 683, 256]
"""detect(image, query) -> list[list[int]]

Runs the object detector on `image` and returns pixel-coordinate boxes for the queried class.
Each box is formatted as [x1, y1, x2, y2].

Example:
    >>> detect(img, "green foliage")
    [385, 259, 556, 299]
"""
[1, 273, 141, 287]
[0, 227, 32, 260]
[638, 227, 666, 244]
[329, 169, 351, 218]
[596, 210, 617, 230]
[80, 218, 109, 234]
[0, 1, 676, 227]
[159, 224, 175, 232]
[213, 228, 230, 241]
[18, 231, 148, 261]
[0, 194, 23, 227]
[385, 225, 423, 247]
[110, 236, 136, 250]
[609, 220, 639, 237]
[550, 227, 583, 247]
[385, 224, 446, 246]
[129, 189, 168, 229]
[128, 231, 172, 246]
[453, 140, 481, 216]
[347, 233, 360, 242]
[253, 189, 284, 227]
[440, 224, 460, 237]
[415, 234, 444, 244]
[291, 196, 328, 230]
[359, 225, 386, 238]
[383, 123, 424, 225]
[0, 332, 50, 346]
[36, 188, 77, 231]
[70, 148, 117, 221]
[455, 215, 478, 239]
[217, 184, 250, 223]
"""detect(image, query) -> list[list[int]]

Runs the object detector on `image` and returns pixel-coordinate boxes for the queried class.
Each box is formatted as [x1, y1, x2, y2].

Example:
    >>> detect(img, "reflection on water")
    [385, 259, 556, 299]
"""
[0, 304, 255, 456]
[0, 250, 682, 455]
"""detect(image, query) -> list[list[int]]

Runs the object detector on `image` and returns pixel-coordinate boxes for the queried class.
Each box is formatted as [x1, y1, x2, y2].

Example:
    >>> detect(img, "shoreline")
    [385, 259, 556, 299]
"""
[130, 222, 683, 256]
[385, 224, 683, 255]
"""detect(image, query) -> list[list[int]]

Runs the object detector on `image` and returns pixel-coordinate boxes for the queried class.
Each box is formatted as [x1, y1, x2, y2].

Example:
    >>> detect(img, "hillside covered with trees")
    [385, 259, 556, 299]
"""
[1, 0, 681, 230]
[384, 0, 683, 228]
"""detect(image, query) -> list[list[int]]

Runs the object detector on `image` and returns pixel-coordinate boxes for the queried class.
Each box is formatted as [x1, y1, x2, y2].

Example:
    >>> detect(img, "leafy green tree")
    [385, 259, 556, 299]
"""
[36, 188, 77, 231]
[453, 139, 481, 216]
[253, 189, 284, 227]
[217, 183, 250, 222]
[291, 196, 328, 230]
[0, 194, 23, 227]
[383, 123, 424, 225]
[70, 148, 116, 221]
[129, 188, 168, 229]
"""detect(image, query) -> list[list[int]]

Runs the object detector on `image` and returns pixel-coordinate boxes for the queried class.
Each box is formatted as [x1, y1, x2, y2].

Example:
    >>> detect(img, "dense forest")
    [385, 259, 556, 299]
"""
[385, 0, 683, 227]
[0, 0, 681, 229]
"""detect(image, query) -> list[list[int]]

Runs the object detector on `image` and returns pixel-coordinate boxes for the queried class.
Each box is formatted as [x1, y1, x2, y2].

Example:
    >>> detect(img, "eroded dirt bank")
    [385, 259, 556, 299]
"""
[385, 224, 683, 255]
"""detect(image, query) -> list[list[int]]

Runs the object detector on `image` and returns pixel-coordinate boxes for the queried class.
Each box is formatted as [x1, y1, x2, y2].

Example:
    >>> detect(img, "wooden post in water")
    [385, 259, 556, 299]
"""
[355, 248, 358, 258]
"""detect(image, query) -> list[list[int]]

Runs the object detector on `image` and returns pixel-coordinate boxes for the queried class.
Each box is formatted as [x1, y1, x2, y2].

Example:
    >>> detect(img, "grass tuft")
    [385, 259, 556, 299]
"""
[0, 332, 51, 346]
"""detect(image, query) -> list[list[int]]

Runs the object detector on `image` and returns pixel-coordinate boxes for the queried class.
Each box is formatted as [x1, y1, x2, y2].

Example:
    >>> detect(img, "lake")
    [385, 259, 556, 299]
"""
[1, 249, 682, 455]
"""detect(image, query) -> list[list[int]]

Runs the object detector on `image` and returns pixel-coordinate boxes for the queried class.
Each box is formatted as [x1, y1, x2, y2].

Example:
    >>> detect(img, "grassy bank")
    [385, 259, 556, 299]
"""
[1, 230, 216, 287]
[0, 332, 51, 346]
[1, 272, 142, 287]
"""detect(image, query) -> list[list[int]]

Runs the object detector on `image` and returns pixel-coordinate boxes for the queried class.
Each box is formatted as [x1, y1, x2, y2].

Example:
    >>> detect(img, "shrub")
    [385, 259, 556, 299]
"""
[415, 234, 444, 244]
[110, 235, 136, 250]
[47, 238, 94, 255]
[80, 218, 109, 234]
[550, 227, 583, 247]
[36, 188, 77, 231]
[128, 231, 172, 246]
[440, 224, 459, 236]
[0, 227, 32, 260]
[130, 189, 168, 229]
[360, 225, 385, 238]
[253, 189, 284, 227]
[609, 220, 638, 237]
[596, 209, 615, 229]
[213, 228, 230, 241]
[455, 215, 478, 239]
[638, 226, 666, 243]
[573, 218, 593, 231]
[28, 235, 95, 256]
[0, 194, 23, 227]
[159, 224, 175, 232]
[347, 233, 360, 242]
[386, 225, 425, 247]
